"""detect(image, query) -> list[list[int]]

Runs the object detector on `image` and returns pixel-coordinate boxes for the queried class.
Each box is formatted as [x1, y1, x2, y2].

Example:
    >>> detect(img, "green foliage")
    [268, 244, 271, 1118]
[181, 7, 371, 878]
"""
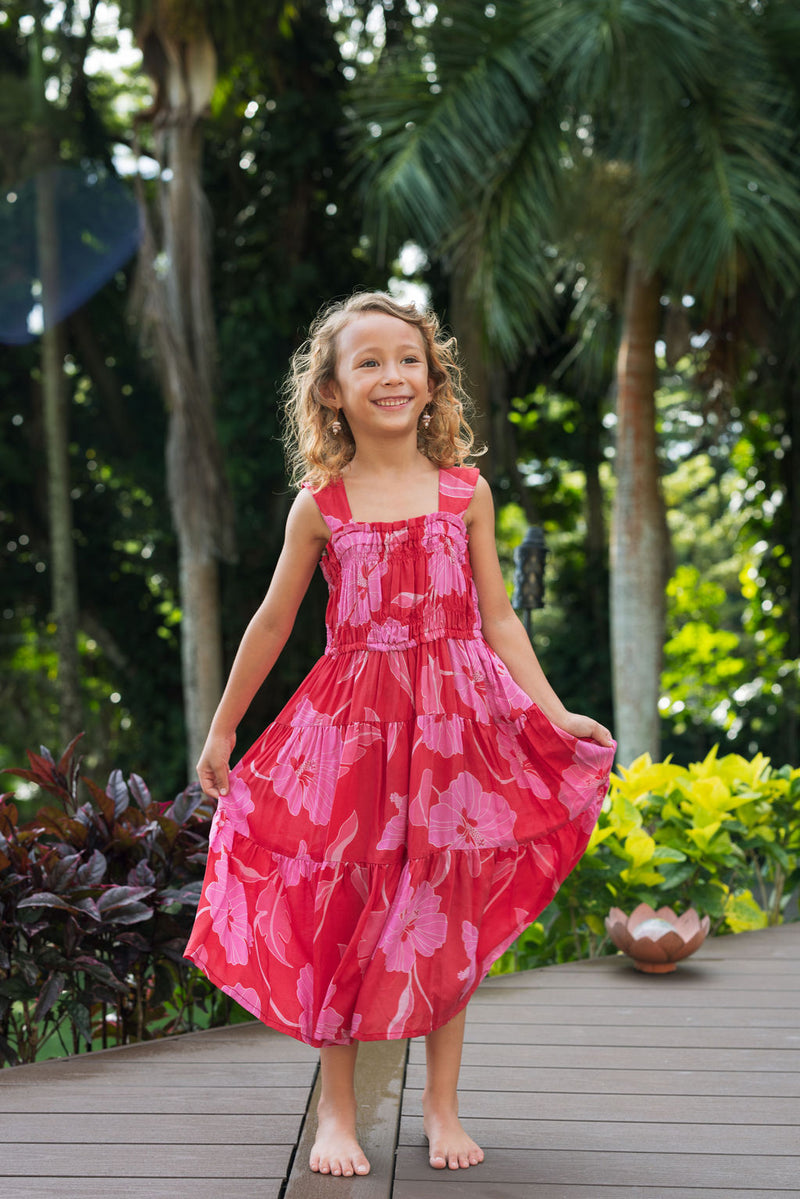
[0, 735, 231, 1067]
[493, 747, 800, 974]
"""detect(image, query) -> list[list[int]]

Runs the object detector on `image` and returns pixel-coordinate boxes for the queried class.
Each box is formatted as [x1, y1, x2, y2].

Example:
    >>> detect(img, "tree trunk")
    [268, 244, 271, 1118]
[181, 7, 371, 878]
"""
[32, 11, 83, 746]
[610, 259, 669, 766]
[132, 16, 235, 777]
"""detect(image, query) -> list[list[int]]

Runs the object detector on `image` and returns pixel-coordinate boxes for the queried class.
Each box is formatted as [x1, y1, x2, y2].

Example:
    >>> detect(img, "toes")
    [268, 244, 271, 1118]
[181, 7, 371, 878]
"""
[430, 1152, 447, 1170]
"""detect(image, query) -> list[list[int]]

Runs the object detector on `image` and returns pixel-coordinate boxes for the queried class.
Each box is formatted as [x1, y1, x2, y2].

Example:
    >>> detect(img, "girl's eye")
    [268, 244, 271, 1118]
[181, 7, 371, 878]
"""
[359, 359, 378, 368]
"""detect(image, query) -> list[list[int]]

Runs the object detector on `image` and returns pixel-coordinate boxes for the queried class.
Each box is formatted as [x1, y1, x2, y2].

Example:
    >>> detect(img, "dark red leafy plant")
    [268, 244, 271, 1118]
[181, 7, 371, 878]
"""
[0, 735, 224, 1066]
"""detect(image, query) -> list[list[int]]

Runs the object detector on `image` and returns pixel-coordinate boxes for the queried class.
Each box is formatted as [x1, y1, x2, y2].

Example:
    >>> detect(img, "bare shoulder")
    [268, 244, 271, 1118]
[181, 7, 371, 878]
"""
[285, 486, 331, 547]
[464, 472, 494, 529]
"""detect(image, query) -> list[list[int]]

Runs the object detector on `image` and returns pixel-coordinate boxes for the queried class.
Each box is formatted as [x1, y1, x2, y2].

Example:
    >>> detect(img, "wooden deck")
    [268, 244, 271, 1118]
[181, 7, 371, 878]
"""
[3, 922, 798, 1198]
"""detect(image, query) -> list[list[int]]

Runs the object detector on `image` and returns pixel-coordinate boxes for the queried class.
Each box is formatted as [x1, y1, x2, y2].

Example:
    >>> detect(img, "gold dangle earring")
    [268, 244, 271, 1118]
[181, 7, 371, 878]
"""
[330, 410, 342, 435]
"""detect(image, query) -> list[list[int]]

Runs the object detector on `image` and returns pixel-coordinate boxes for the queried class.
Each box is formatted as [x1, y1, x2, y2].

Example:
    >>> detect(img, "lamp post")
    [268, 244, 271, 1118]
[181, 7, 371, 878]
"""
[512, 525, 547, 638]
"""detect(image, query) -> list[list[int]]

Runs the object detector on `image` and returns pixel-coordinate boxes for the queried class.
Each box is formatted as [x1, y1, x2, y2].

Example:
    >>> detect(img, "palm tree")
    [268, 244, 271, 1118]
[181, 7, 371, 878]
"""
[356, 0, 800, 764]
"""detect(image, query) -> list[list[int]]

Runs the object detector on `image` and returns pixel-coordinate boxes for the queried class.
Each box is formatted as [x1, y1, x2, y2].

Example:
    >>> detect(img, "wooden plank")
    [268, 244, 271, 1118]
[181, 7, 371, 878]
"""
[2, 1143, 294, 1178]
[284, 1037, 406, 1199]
[404, 1064, 800, 1096]
[496, 958, 800, 978]
[431, 1091, 799, 1126]
[3, 1113, 301, 1144]
[393, 1186, 789, 1199]
[398, 1115, 797, 1155]
[465, 1002, 799, 1028]
[408, 1041, 799, 1073]
[473, 982, 798, 1004]
[0, 1061, 317, 1088]
[1, 1182, 285, 1199]
[0, 1021, 316, 1068]
[461, 1023, 799, 1049]
[0, 1084, 310, 1115]
[394, 1147, 799, 1188]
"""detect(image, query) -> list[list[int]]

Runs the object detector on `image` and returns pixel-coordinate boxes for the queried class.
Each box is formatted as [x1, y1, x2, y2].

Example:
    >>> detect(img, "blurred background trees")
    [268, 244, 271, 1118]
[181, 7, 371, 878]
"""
[1, 0, 798, 803]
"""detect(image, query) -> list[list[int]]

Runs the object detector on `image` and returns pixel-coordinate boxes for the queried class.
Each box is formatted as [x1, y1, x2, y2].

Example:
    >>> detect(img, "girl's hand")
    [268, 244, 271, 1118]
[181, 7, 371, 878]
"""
[557, 711, 615, 748]
[196, 730, 237, 799]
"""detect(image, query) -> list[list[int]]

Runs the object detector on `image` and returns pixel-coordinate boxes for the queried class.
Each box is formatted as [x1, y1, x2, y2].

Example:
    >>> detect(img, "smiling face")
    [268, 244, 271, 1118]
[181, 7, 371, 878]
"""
[325, 311, 433, 443]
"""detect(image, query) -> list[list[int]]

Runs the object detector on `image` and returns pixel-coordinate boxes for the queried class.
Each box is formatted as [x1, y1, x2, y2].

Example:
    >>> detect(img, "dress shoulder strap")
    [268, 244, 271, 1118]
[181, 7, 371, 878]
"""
[439, 466, 480, 516]
[303, 478, 351, 529]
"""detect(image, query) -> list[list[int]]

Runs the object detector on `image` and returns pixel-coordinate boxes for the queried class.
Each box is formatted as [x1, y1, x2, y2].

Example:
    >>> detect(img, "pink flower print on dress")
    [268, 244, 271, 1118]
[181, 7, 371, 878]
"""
[449, 641, 491, 722]
[223, 982, 262, 1018]
[209, 772, 255, 855]
[270, 727, 341, 825]
[297, 965, 345, 1042]
[423, 520, 466, 597]
[340, 722, 384, 775]
[275, 841, 317, 887]
[317, 982, 346, 1042]
[377, 792, 408, 850]
[338, 552, 388, 626]
[366, 615, 408, 649]
[559, 750, 609, 834]
[418, 713, 464, 758]
[495, 725, 551, 800]
[379, 874, 448, 972]
[408, 766, 435, 828]
[457, 919, 479, 1000]
[290, 696, 333, 728]
[206, 859, 252, 966]
[428, 771, 517, 855]
[297, 963, 315, 1042]
[253, 873, 293, 966]
[420, 657, 443, 711]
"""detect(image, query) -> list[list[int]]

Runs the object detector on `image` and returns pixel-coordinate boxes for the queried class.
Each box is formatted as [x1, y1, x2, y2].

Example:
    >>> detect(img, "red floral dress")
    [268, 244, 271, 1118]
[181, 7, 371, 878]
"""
[184, 466, 614, 1046]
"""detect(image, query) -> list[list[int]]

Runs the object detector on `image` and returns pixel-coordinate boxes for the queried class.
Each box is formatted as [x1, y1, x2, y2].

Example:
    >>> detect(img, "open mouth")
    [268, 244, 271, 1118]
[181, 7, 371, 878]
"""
[372, 397, 413, 408]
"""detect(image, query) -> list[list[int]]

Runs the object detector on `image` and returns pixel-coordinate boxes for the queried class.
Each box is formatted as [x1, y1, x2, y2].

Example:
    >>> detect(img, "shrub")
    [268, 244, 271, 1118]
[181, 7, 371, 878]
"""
[0, 735, 223, 1066]
[497, 747, 800, 973]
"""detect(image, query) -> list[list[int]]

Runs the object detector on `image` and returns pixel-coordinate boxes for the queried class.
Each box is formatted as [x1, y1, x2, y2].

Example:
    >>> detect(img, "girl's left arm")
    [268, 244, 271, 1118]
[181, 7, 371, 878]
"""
[466, 476, 613, 748]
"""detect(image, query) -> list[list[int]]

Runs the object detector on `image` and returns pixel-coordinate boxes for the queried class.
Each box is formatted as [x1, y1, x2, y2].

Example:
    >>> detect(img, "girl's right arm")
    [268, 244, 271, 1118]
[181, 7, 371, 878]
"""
[196, 487, 330, 799]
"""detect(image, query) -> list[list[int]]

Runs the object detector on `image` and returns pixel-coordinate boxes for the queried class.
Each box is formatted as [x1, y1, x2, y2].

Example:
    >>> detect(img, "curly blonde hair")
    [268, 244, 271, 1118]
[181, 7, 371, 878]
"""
[283, 291, 479, 489]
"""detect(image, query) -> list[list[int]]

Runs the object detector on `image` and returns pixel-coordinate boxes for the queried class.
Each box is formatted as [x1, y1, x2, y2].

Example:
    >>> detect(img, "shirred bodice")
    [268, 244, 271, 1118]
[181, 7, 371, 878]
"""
[310, 469, 482, 655]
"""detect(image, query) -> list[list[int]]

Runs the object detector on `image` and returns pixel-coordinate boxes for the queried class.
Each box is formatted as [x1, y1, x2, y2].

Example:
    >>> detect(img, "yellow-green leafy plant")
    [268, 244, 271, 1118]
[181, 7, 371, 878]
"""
[495, 747, 800, 973]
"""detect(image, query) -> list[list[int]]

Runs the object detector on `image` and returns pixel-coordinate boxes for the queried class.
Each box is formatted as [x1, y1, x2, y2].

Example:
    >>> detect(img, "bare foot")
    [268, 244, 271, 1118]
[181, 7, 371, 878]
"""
[309, 1098, 371, 1177]
[422, 1095, 484, 1170]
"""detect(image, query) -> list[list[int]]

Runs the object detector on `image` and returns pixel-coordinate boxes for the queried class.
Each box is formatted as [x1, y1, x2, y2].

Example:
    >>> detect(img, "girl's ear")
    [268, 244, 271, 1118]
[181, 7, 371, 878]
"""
[317, 380, 339, 409]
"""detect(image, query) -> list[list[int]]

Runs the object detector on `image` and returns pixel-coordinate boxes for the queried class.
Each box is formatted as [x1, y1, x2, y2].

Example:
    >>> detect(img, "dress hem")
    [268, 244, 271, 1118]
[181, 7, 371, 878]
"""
[183, 910, 526, 1049]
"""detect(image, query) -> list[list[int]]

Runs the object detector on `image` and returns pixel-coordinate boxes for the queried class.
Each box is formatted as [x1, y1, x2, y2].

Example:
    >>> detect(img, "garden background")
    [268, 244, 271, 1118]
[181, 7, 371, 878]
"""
[1, 0, 799, 1064]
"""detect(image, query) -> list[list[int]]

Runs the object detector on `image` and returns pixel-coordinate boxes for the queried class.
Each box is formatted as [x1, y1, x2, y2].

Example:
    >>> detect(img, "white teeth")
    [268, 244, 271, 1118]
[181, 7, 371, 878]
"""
[374, 399, 410, 407]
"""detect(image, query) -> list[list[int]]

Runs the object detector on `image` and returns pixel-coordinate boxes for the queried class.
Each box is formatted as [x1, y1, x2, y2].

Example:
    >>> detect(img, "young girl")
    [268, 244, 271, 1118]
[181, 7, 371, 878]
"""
[185, 291, 615, 1178]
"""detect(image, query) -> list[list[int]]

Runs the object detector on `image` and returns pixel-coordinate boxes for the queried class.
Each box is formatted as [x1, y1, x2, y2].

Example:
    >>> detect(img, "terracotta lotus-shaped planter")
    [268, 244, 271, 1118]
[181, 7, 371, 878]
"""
[605, 903, 710, 973]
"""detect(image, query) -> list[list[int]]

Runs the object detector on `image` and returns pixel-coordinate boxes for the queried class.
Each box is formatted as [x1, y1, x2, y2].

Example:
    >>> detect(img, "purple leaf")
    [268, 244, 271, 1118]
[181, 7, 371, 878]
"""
[77, 849, 107, 886]
[72, 956, 128, 993]
[95, 884, 155, 913]
[105, 769, 129, 818]
[105, 903, 153, 926]
[128, 773, 152, 812]
[127, 860, 156, 888]
[34, 971, 67, 1022]
[164, 784, 205, 827]
[18, 891, 84, 915]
